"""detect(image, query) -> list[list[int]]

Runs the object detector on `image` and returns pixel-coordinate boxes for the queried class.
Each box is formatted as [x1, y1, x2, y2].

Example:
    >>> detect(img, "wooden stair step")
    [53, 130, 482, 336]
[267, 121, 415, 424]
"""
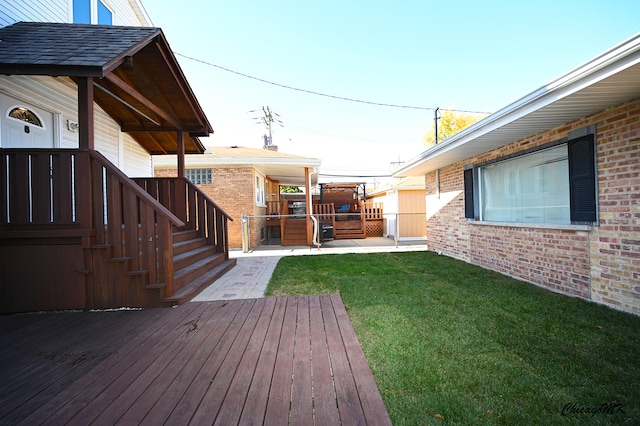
[173, 244, 216, 271]
[173, 229, 199, 243]
[282, 219, 309, 246]
[164, 259, 237, 305]
[174, 252, 227, 289]
[335, 234, 366, 240]
[173, 237, 207, 256]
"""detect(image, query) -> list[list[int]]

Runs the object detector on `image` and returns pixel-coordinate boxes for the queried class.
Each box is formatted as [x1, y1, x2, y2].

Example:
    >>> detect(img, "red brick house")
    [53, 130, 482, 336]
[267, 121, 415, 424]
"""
[154, 146, 321, 248]
[395, 33, 640, 315]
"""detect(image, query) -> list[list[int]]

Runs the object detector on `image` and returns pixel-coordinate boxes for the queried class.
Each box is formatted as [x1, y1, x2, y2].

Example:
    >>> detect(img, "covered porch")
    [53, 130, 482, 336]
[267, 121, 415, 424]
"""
[262, 182, 384, 247]
[0, 23, 234, 313]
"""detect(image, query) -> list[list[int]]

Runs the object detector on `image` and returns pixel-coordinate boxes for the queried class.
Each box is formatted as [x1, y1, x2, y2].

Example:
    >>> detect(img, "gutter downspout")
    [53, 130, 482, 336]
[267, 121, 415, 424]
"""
[308, 167, 320, 248]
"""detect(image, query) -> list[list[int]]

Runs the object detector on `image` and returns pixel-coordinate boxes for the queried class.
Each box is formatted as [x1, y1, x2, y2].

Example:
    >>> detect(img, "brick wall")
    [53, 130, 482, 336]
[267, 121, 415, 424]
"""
[590, 100, 640, 312]
[154, 166, 259, 249]
[426, 98, 640, 314]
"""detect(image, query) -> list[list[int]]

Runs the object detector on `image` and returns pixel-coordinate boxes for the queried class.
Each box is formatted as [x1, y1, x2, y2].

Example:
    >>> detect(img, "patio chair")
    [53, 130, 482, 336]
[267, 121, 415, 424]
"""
[337, 204, 350, 221]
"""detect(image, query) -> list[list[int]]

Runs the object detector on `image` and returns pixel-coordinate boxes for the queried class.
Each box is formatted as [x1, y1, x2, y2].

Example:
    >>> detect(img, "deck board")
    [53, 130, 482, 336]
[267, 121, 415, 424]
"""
[0, 295, 391, 425]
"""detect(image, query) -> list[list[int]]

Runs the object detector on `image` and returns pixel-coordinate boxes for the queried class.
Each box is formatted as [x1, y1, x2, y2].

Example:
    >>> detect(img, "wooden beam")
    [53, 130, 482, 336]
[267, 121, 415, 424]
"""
[103, 73, 182, 130]
[77, 77, 95, 150]
[121, 126, 209, 137]
[153, 39, 205, 128]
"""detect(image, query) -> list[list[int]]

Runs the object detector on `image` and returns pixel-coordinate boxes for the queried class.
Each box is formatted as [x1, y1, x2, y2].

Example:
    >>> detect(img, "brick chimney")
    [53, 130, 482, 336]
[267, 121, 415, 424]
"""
[263, 134, 278, 151]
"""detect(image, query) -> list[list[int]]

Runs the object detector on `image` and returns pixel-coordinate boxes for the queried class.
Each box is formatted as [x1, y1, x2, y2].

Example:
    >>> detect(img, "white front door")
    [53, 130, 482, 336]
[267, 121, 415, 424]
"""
[0, 93, 54, 148]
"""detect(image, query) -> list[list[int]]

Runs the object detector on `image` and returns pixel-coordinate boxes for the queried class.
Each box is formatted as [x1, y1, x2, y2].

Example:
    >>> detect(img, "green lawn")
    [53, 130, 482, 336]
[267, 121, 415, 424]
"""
[265, 251, 640, 425]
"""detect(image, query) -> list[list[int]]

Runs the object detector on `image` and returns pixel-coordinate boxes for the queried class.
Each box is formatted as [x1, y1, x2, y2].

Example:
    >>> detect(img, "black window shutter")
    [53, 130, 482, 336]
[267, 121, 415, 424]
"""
[568, 135, 597, 222]
[464, 168, 474, 219]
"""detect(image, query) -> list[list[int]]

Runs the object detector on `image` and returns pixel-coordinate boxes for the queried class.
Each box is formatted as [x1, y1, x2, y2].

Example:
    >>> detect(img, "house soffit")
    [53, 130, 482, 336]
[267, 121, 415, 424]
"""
[0, 22, 212, 155]
[153, 146, 322, 185]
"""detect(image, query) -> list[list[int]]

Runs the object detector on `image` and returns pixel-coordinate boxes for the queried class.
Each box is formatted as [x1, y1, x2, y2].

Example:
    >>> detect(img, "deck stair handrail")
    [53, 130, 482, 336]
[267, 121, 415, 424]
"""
[132, 177, 232, 256]
[0, 149, 185, 232]
[88, 151, 190, 294]
[0, 148, 187, 296]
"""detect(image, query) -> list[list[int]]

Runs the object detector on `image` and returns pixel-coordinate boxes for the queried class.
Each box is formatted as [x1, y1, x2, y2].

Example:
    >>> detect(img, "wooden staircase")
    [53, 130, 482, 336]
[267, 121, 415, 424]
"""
[334, 219, 366, 239]
[164, 230, 237, 305]
[314, 202, 366, 240]
[0, 150, 236, 313]
[281, 218, 308, 246]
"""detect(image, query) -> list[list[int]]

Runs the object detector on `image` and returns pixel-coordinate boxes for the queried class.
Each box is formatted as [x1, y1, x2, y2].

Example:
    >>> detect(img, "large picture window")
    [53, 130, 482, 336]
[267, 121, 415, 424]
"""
[480, 145, 570, 224]
[465, 130, 597, 225]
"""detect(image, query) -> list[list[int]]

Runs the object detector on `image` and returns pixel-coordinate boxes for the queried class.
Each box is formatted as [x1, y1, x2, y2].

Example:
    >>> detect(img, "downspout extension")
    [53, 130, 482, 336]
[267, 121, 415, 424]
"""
[308, 168, 320, 249]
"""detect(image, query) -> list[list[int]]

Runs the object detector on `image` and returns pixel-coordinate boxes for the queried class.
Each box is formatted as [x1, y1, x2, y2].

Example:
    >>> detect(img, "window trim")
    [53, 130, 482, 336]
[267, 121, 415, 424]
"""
[464, 127, 598, 227]
[468, 219, 591, 231]
[97, 0, 114, 25]
[6, 105, 46, 130]
[255, 173, 266, 206]
[71, 0, 114, 24]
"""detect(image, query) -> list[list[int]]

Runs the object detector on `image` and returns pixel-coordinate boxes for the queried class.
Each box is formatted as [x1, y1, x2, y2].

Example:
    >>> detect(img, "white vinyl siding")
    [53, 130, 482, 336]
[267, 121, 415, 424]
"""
[109, 0, 149, 25]
[0, 0, 150, 27]
[122, 133, 152, 176]
[0, 75, 153, 176]
[74, 0, 151, 26]
[0, 0, 67, 26]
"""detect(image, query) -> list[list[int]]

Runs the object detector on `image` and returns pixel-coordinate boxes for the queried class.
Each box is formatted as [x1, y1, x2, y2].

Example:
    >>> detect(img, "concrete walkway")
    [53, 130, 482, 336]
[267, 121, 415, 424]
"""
[193, 237, 428, 301]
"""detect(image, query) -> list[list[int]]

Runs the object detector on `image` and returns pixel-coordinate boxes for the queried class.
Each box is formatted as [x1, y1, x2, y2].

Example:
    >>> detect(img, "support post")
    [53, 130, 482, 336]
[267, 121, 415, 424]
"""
[177, 131, 185, 178]
[305, 167, 313, 246]
[77, 77, 95, 150]
[241, 214, 250, 253]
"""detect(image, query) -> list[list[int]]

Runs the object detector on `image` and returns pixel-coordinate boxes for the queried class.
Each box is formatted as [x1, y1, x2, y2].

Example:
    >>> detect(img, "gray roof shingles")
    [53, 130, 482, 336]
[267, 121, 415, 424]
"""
[0, 21, 160, 73]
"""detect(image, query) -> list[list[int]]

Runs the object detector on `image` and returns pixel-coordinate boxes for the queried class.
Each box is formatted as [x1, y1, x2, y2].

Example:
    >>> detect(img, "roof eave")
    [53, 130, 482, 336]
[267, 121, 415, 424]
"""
[394, 32, 640, 177]
[0, 64, 106, 77]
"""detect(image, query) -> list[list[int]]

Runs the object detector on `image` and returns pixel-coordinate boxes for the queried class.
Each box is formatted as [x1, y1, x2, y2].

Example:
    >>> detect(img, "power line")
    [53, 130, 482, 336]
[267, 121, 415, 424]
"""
[175, 52, 491, 114]
[320, 173, 393, 178]
[284, 122, 418, 143]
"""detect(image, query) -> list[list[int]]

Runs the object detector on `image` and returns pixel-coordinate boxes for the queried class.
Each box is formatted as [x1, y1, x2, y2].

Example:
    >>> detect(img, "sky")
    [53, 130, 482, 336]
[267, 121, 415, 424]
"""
[143, 1, 640, 184]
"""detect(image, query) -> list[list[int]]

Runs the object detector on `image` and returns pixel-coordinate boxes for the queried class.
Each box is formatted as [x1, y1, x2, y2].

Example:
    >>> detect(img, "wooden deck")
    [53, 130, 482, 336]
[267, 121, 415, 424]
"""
[0, 294, 391, 425]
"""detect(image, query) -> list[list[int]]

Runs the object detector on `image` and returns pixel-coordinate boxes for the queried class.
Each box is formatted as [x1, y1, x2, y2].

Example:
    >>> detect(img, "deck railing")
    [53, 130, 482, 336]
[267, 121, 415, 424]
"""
[313, 203, 335, 222]
[132, 177, 232, 257]
[266, 200, 284, 216]
[0, 148, 186, 296]
[364, 201, 383, 220]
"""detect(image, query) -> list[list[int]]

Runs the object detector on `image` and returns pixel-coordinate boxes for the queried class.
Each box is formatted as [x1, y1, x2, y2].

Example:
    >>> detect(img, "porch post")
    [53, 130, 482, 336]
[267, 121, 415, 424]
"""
[77, 77, 95, 150]
[177, 130, 185, 178]
[305, 167, 313, 246]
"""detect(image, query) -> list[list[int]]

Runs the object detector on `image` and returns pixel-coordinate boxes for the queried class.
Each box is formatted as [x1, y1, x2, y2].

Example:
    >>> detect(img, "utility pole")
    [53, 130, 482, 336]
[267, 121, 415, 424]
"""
[263, 106, 274, 146]
[250, 106, 283, 147]
[434, 107, 440, 144]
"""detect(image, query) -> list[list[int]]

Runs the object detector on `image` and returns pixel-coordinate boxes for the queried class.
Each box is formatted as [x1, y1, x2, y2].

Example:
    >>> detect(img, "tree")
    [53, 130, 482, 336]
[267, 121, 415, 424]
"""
[423, 109, 485, 148]
[280, 185, 302, 193]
